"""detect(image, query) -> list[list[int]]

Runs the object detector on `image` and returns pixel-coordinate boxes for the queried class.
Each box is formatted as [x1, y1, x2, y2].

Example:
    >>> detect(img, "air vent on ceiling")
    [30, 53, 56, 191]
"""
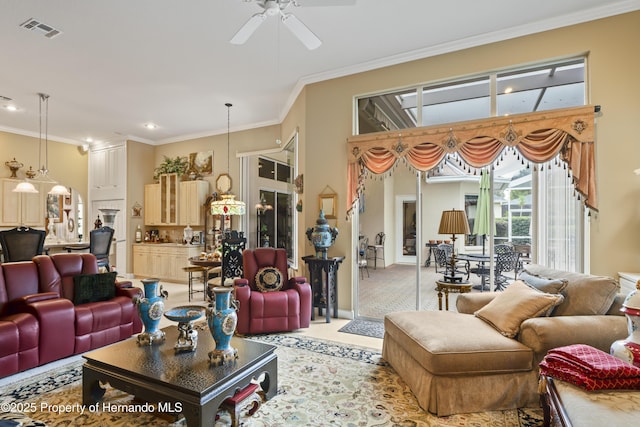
[0, 95, 12, 102]
[19, 18, 62, 39]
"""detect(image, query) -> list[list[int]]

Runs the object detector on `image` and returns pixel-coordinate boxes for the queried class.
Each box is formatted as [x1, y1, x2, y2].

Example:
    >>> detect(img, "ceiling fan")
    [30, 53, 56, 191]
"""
[230, 0, 355, 50]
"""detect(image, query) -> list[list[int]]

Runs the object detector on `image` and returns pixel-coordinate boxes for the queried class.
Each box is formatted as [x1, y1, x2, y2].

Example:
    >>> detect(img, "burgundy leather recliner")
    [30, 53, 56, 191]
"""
[0, 253, 142, 379]
[234, 248, 312, 335]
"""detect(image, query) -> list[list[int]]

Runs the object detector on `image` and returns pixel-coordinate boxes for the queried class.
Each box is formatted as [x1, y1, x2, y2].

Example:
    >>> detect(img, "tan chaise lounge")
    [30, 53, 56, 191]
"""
[382, 265, 629, 416]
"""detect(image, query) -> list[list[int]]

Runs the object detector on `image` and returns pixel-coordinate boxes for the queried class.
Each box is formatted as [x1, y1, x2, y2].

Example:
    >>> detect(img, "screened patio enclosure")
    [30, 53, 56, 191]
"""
[350, 105, 598, 319]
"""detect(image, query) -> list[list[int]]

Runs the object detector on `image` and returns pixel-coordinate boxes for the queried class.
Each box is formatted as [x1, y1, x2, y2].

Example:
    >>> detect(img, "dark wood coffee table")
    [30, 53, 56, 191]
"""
[82, 325, 277, 426]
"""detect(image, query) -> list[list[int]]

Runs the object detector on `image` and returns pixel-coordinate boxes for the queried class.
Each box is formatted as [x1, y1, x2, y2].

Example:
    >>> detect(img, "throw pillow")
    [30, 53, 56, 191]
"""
[255, 267, 284, 292]
[475, 280, 564, 338]
[519, 271, 568, 294]
[73, 272, 117, 305]
[523, 265, 620, 316]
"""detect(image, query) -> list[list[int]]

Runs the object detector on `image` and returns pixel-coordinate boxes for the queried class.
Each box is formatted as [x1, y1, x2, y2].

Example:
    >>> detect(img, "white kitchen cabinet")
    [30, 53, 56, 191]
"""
[89, 145, 125, 200]
[0, 179, 44, 227]
[179, 180, 209, 226]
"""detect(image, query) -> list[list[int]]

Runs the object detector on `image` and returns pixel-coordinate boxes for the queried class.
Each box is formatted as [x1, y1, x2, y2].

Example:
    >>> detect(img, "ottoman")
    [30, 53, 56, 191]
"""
[383, 310, 538, 416]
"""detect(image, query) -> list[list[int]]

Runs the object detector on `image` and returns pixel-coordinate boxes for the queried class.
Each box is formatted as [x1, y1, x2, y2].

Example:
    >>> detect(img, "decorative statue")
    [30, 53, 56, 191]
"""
[306, 210, 339, 259]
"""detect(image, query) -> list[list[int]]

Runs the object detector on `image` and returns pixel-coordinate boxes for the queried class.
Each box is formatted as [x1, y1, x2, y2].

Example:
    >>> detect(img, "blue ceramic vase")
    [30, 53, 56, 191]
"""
[305, 210, 339, 259]
[135, 278, 168, 346]
[207, 286, 238, 366]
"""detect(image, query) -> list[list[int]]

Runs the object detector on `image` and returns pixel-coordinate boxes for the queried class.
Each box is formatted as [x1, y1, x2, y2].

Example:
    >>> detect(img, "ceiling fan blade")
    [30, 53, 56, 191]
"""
[294, 0, 356, 6]
[230, 13, 267, 45]
[281, 13, 321, 50]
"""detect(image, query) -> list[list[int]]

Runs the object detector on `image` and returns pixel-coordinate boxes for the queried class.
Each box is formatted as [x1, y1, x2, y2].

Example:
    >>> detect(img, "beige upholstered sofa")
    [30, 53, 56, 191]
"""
[382, 265, 629, 416]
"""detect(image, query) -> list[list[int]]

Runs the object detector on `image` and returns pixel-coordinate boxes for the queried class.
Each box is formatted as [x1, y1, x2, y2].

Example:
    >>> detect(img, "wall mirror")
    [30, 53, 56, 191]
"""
[318, 193, 337, 219]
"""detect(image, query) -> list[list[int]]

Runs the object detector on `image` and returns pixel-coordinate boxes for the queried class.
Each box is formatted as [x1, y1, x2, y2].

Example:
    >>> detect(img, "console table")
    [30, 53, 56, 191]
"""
[302, 255, 344, 323]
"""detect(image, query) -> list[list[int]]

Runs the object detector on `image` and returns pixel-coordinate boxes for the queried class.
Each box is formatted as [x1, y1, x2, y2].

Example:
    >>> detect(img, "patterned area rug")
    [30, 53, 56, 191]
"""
[0, 334, 543, 426]
[337, 318, 385, 339]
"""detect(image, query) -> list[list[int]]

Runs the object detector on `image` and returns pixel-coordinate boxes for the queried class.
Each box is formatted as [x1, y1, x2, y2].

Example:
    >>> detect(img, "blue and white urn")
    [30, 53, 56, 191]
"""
[305, 210, 339, 259]
[207, 286, 239, 366]
[135, 278, 169, 346]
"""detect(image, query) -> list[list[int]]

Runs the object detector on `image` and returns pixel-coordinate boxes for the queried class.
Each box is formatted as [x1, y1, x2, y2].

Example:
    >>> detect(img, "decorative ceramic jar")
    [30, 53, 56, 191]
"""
[5, 157, 23, 178]
[135, 278, 169, 346]
[305, 210, 339, 259]
[183, 224, 193, 244]
[611, 282, 640, 367]
[164, 305, 205, 353]
[206, 286, 238, 366]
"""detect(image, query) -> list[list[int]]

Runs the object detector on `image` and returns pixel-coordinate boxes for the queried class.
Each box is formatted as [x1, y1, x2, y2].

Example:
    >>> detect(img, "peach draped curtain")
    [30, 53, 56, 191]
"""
[347, 105, 597, 216]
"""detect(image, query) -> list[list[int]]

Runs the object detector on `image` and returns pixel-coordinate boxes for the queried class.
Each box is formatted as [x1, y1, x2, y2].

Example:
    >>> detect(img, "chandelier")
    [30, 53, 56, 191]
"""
[210, 103, 246, 217]
[13, 93, 69, 195]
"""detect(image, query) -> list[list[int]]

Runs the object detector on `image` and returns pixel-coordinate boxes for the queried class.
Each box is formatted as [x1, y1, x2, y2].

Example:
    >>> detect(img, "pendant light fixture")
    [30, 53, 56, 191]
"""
[14, 93, 70, 195]
[211, 103, 246, 221]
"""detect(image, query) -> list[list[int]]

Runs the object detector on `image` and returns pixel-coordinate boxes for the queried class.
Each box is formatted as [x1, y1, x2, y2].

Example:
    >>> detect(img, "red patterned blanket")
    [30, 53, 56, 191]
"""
[540, 344, 640, 391]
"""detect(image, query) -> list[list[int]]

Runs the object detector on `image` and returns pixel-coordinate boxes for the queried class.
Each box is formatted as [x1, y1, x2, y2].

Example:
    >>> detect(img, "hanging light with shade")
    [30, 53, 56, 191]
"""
[13, 93, 70, 196]
[210, 103, 246, 231]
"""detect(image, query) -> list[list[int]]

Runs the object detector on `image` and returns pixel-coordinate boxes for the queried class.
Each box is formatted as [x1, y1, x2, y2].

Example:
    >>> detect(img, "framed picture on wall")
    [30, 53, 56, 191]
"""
[46, 194, 62, 222]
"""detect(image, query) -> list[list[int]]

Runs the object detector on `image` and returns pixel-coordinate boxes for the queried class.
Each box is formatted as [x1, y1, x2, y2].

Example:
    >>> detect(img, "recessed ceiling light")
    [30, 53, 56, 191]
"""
[504, 87, 513, 94]
[85, 137, 93, 143]
[144, 123, 157, 130]
[5, 105, 17, 111]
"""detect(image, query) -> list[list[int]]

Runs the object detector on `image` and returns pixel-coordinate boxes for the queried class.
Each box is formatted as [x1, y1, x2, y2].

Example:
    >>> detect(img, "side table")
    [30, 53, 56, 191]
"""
[435, 279, 471, 311]
[302, 255, 345, 323]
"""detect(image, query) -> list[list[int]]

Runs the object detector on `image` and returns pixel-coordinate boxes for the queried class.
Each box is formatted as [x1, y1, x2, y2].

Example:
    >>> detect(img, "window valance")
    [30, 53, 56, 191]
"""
[347, 105, 597, 216]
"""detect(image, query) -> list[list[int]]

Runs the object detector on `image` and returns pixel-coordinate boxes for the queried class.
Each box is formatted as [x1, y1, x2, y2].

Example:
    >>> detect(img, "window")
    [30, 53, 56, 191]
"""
[356, 57, 587, 271]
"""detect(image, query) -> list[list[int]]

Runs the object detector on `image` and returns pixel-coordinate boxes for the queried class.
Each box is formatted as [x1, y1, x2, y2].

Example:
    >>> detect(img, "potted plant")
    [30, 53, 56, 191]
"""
[153, 155, 189, 181]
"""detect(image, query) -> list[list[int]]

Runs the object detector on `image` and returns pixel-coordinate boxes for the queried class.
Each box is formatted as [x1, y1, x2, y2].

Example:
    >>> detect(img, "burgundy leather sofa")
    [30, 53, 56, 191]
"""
[234, 248, 312, 335]
[0, 253, 142, 379]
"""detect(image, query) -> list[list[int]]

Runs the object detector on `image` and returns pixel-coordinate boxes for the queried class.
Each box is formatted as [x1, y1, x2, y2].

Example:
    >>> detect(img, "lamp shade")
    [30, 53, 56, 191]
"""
[211, 194, 246, 216]
[438, 209, 470, 235]
[12, 181, 39, 193]
[49, 184, 70, 196]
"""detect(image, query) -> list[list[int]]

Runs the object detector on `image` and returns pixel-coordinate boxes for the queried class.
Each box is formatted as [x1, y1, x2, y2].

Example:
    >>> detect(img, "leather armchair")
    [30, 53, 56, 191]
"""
[234, 248, 312, 335]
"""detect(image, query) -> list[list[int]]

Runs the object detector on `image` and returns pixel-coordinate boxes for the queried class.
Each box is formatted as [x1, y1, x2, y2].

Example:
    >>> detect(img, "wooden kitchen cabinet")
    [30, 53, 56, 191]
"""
[160, 173, 179, 225]
[0, 178, 44, 227]
[144, 183, 161, 226]
[132, 243, 203, 283]
[179, 180, 209, 226]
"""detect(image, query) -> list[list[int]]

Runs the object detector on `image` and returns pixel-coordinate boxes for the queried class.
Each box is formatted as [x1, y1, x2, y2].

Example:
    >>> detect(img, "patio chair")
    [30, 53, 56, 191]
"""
[435, 244, 468, 279]
[494, 243, 519, 290]
[367, 232, 385, 269]
[513, 243, 531, 278]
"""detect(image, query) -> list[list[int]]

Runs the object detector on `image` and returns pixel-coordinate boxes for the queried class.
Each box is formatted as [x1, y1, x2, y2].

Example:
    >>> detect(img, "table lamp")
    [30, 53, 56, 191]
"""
[438, 208, 470, 283]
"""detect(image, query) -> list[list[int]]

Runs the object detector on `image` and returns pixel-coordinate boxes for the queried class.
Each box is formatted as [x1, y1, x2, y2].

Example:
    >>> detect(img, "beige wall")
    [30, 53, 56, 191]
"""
[293, 11, 640, 314]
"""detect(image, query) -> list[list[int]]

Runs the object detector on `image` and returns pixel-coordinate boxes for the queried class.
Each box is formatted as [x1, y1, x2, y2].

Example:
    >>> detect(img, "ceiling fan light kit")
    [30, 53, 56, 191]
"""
[230, 0, 325, 50]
